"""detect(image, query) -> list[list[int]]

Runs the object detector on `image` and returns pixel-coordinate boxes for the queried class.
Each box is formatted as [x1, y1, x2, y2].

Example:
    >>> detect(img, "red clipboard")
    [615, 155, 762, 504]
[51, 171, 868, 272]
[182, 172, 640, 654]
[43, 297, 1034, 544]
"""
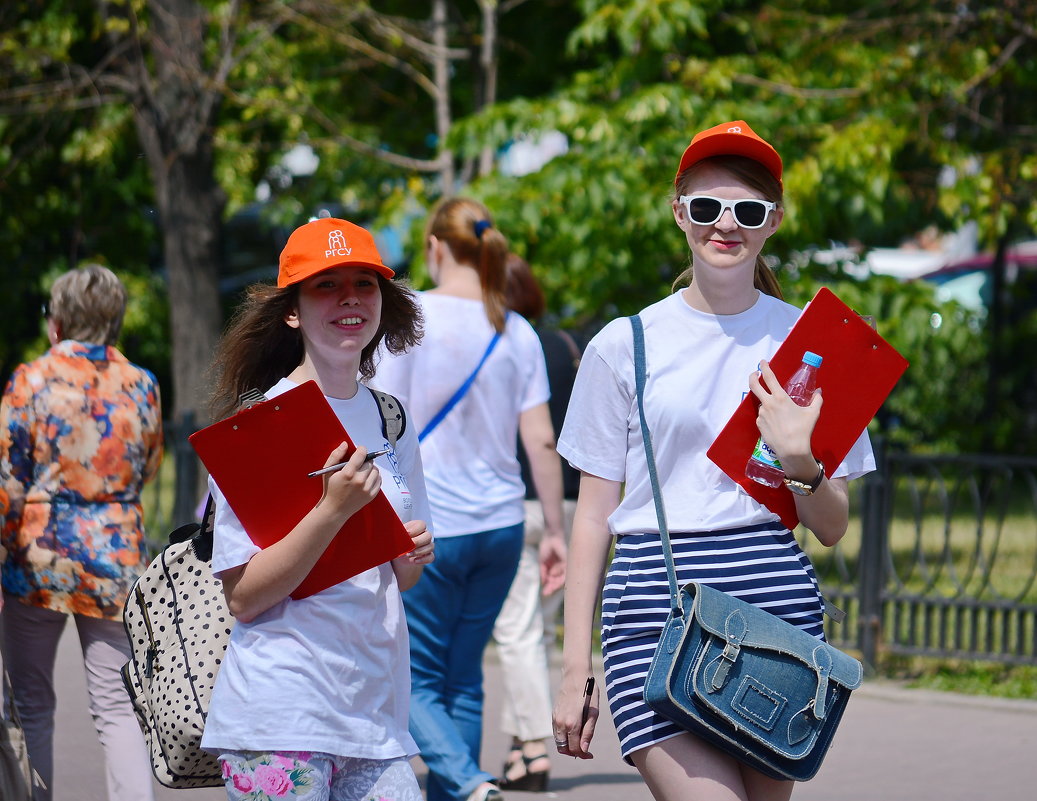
[189, 380, 414, 599]
[707, 287, 909, 530]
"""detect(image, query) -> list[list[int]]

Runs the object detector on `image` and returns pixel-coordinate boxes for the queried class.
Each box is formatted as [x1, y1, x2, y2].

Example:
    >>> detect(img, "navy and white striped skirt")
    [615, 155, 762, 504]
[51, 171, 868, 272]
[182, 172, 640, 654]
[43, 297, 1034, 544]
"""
[600, 521, 826, 763]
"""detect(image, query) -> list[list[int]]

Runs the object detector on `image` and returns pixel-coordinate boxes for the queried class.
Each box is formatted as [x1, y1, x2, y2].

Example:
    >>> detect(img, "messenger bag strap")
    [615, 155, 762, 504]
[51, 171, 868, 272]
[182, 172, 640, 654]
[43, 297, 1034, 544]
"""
[630, 315, 682, 615]
[418, 323, 505, 444]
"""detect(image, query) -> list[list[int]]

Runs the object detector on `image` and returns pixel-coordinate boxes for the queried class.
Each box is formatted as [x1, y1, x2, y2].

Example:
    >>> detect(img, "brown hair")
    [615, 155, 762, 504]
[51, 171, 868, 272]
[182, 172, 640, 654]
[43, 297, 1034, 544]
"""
[50, 263, 127, 345]
[426, 197, 510, 332]
[671, 155, 784, 300]
[208, 275, 423, 421]
[504, 253, 546, 321]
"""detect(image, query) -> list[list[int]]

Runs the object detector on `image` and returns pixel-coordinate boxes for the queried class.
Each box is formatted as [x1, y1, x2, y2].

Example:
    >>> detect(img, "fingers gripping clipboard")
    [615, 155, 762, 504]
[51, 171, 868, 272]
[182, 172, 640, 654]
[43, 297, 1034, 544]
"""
[189, 380, 414, 599]
[706, 287, 909, 530]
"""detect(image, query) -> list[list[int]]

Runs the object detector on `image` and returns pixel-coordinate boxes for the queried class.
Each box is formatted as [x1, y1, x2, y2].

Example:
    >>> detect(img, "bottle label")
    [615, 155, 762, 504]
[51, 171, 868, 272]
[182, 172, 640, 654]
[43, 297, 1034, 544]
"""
[750, 438, 783, 470]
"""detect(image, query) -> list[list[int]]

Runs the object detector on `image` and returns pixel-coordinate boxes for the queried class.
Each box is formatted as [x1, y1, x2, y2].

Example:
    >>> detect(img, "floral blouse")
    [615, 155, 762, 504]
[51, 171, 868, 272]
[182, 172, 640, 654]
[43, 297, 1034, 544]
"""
[0, 340, 163, 619]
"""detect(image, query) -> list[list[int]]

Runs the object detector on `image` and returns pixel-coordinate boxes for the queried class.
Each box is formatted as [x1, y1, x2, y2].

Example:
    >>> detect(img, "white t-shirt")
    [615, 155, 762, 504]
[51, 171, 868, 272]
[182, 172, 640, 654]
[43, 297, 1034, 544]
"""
[557, 290, 875, 536]
[200, 377, 431, 759]
[373, 293, 550, 537]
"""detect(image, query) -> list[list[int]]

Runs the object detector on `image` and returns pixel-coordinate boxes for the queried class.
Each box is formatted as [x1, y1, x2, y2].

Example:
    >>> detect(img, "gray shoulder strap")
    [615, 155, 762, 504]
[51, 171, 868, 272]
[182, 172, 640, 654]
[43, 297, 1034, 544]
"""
[368, 388, 406, 449]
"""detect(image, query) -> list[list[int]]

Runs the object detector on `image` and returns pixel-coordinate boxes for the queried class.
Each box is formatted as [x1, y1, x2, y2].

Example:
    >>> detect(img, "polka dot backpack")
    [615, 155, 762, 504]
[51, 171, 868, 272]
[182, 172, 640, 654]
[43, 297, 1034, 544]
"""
[120, 495, 228, 788]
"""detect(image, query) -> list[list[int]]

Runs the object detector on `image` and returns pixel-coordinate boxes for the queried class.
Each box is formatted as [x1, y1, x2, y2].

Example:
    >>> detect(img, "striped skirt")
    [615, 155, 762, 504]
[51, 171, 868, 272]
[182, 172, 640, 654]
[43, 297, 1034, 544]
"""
[600, 521, 826, 763]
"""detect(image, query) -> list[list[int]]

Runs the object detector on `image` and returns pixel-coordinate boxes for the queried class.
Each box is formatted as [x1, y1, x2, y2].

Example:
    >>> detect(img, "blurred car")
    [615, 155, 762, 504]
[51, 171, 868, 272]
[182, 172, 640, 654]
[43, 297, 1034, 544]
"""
[918, 240, 1037, 317]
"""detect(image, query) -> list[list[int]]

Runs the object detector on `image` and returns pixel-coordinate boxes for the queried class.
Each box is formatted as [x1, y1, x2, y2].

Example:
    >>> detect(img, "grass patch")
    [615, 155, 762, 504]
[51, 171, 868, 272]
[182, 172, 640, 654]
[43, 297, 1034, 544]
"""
[882, 655, 1037, 699]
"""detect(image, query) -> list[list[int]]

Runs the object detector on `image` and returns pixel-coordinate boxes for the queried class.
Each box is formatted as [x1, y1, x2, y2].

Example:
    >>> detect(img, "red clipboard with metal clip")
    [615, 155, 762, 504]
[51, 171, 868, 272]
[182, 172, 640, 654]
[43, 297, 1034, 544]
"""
[706, 287, 909, 530]
[189, 380, 414, 599]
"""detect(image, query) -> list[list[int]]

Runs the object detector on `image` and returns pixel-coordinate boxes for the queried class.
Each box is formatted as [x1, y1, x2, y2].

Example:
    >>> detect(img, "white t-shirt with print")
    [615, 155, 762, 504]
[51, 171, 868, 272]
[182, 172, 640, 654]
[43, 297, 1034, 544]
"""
[373, 293, 550, 538]
[200, 377, 431, 759]
[557, 290, 875, 536]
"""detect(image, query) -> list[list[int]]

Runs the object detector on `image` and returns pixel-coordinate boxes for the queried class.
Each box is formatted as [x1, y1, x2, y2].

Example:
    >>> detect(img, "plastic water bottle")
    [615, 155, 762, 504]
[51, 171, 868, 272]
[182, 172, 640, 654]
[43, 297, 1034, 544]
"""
[745, 351, 823, 487]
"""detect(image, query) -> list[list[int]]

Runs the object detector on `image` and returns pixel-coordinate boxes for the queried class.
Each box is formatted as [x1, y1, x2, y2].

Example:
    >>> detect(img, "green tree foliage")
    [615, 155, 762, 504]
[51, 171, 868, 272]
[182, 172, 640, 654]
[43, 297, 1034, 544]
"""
[437, 0, 1036, 453]
[0, 2, 164, 390]
[2, 1, 1034, 453]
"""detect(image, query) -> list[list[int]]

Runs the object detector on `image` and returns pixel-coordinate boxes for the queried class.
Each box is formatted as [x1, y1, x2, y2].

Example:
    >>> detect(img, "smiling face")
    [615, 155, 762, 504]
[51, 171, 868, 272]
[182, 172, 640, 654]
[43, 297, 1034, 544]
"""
[672, 161, 783, 277]
[285, 266, 383, 365]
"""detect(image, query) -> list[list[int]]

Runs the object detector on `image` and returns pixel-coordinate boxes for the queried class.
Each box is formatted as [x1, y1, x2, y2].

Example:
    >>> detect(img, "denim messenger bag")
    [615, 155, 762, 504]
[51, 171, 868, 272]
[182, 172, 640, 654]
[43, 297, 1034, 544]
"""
[630, 315, 863, 782]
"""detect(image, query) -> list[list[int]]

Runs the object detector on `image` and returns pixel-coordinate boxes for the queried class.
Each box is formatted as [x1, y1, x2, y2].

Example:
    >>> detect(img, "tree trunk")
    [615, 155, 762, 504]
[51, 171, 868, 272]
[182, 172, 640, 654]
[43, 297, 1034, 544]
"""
[131, 0, 225, 427]
[431, 0, 454, 191]
[152, 147, 225, 426]
[477, 0, 498, 177]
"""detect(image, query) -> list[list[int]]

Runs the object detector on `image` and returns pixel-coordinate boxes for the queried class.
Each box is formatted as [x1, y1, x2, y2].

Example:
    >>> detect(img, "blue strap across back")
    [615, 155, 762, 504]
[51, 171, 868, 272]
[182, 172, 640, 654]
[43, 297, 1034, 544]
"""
[630, 315, 682, 615]
[418, 328, 503, 443]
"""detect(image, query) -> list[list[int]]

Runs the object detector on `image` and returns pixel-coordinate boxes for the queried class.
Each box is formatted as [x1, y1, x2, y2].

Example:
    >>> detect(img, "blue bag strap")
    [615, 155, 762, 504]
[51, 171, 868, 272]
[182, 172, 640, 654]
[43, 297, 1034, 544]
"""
[630, 315, 682, 615]
[418, 327, 504, 443]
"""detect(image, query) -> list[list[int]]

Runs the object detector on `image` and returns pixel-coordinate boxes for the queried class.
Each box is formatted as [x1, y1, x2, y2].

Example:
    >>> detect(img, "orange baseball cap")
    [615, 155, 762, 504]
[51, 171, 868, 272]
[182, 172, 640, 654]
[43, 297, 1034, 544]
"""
[277, 217, 394, 288]
[675, 120, 783, 187]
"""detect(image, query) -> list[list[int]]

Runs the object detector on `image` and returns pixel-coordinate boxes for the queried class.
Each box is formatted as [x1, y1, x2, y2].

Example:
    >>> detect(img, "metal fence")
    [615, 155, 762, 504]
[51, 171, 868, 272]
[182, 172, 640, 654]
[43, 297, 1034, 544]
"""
[809, 444, 1037, 670]
[145, 427, 1037, 670]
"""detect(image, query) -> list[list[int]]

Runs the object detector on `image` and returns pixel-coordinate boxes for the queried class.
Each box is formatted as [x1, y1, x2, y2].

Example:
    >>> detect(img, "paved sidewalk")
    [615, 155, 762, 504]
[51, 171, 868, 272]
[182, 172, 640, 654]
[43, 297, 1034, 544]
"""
[48, 625, 1037, 800]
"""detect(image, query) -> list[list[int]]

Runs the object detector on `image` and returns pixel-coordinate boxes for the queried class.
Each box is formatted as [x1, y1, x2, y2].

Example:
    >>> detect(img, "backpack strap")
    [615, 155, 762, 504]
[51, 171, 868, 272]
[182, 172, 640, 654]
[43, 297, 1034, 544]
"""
[368, 388, 407, 449]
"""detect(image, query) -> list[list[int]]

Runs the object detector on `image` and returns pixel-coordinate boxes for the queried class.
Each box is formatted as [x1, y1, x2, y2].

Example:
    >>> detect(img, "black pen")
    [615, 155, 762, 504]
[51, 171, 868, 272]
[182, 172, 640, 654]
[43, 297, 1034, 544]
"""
[307, 447, 391, 477]
[576, 676, 595, 756]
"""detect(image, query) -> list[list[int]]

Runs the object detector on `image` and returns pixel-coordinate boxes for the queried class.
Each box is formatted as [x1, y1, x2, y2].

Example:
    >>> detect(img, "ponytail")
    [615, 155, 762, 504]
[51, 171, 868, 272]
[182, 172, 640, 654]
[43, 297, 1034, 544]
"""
[477, 226, 509, 332]
[753, 257, 783, 300]
[427, 197, 511, 333]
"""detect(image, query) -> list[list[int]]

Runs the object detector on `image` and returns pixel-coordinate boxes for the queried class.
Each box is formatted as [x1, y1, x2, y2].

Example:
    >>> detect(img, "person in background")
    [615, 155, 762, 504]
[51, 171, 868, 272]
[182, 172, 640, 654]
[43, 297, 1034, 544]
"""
[0, 264, 164, 801]
[374, 198, 566, 801]
[550, 121, 875, 800]
[491, 254, 578, 793]
[199, 217, 434, 801]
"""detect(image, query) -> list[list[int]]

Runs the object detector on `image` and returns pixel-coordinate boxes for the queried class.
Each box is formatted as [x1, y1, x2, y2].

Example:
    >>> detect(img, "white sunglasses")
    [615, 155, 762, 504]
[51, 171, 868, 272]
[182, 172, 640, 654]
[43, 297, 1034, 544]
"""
[678, 195, 776, 229]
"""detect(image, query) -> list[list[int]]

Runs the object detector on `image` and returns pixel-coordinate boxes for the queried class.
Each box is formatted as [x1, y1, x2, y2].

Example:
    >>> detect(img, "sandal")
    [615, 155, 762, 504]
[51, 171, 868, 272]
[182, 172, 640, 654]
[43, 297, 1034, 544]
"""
[466, 783, 503, 801]
[502, 743, 523, 774]
[497, 750, 550, 792]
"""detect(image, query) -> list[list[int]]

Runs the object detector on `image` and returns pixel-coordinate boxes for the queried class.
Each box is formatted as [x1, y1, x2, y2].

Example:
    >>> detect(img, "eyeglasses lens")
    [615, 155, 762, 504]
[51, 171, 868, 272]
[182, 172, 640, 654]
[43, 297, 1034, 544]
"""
[687, 197, 721, 225]
[733, 201, 767, 227]
[686, 197, 768, 228]
[41, 301, 50, 319]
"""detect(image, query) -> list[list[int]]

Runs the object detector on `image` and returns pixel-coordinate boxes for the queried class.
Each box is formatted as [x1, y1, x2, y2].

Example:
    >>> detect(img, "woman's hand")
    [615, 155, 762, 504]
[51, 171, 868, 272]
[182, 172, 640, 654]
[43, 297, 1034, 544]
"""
[748, 359, 822, 473]
[552, 673, 599, 759]
[401, 519, 435, 564]
[318, 443, 381, 522]
[539, 534, 566, 597]
[393, 519, 434, 590]
[749, 361, 851, 545]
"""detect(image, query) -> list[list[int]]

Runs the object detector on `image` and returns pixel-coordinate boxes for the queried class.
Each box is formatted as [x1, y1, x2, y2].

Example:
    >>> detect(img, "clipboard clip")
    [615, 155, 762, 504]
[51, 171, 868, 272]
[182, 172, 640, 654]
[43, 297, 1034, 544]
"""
[852, 310, 877, 330]
[238, 388, 269, 409]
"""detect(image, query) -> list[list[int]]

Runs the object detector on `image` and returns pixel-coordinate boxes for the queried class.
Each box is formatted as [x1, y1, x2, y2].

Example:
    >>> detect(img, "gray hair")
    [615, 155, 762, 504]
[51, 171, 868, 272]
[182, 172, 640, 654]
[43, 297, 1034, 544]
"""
[50, 263, 128, 346]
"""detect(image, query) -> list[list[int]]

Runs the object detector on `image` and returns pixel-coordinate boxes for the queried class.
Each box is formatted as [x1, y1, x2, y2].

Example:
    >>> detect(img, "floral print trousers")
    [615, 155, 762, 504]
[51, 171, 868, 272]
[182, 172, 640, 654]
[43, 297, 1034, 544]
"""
[217, 751, 422, 801]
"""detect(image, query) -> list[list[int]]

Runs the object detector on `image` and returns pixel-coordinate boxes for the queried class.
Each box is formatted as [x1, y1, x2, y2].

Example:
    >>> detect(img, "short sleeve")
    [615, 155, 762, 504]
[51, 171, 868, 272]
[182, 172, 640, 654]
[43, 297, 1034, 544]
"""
[556, 322, 634, 483]
[208, 475, 261, 576]
[832, 428, 875, 481]
[515, 315, 551, 414]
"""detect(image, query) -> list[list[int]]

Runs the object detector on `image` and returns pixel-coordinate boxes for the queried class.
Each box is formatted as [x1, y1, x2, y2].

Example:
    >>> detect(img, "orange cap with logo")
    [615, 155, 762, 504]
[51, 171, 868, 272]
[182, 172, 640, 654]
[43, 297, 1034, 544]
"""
[277, 218, 394, 288]
[675, 120, 783, 188]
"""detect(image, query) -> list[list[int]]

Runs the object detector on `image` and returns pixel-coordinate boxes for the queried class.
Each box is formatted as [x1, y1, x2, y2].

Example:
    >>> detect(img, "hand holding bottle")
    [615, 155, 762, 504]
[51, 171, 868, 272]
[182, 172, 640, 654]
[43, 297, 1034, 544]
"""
[746, 354, 823, 487]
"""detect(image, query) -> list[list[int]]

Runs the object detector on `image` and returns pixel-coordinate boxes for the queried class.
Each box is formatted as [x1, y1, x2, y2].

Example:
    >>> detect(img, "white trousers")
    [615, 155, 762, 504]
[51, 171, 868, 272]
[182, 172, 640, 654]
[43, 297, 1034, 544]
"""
[1, 595, 155, 801]
[491, 500, 574, 742]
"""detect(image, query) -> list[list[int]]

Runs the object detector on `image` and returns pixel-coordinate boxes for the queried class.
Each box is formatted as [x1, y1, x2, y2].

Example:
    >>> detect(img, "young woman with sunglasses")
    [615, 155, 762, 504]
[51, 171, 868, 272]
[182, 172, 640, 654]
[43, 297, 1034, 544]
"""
[550, 121, 874, 801]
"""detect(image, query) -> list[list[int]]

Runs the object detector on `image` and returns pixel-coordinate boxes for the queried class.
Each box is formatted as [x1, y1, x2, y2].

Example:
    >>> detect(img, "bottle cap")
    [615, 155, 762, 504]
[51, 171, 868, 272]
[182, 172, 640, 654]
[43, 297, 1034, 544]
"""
[803, 351, 823, 368]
